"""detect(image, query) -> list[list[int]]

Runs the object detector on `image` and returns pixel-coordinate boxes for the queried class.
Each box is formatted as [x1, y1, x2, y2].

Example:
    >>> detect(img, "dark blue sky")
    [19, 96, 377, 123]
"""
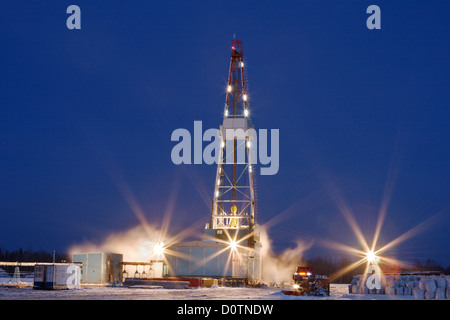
[1, 1, 449, 266]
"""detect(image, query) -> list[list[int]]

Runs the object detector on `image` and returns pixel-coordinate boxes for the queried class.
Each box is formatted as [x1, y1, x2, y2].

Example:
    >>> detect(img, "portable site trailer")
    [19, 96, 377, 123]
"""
[72, 252, 123, 284]
[33, 263, 81, 290]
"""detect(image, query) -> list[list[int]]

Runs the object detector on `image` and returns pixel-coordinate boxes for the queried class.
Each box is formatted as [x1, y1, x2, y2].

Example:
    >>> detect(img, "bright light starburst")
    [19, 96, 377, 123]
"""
[153, 242, 165, 256]
[366, 250, 377, 263]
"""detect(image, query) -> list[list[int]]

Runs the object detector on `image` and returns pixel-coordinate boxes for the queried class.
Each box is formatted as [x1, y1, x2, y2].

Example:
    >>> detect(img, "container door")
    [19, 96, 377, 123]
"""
[46, 266, 53, 289]
[87, 253, 102, 283]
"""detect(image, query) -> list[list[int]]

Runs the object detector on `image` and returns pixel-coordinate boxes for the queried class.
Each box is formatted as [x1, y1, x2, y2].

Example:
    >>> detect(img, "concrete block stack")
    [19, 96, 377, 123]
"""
[348, 274, 449, 299]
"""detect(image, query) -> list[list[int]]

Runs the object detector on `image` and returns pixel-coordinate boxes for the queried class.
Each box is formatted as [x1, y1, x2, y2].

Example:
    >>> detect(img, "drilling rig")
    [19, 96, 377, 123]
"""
[204, 40, 261, 284]
[165, 41, 261, 285]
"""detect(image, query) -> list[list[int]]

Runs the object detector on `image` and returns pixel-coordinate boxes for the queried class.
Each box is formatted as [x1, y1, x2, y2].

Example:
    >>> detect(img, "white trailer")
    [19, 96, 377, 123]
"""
[33, 263, 81, 290]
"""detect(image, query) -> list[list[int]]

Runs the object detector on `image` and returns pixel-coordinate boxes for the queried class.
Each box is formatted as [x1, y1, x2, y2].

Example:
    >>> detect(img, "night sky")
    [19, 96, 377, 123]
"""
[1, 1, 449, 266]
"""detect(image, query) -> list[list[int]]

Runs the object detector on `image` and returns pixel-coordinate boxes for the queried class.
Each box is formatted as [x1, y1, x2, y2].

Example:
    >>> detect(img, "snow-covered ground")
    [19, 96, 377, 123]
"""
[0, 282, 417, 300]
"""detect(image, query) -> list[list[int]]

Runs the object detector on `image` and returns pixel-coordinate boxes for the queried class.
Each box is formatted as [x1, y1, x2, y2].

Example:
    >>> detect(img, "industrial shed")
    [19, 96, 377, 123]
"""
[165, 240, 260, 282]
[72, 252, 123, 284]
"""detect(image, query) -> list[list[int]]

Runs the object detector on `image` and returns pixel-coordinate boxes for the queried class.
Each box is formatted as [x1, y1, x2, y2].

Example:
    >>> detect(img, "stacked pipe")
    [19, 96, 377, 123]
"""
[348, 274, 450, 299]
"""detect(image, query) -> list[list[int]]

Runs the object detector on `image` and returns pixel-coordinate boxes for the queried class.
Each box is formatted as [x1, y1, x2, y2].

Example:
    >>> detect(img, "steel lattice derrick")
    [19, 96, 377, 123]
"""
[210, 40, 255, 231]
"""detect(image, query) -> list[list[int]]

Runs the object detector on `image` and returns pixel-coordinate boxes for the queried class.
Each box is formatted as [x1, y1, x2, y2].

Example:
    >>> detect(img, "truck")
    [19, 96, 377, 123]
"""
[282, 266, 330, 296]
